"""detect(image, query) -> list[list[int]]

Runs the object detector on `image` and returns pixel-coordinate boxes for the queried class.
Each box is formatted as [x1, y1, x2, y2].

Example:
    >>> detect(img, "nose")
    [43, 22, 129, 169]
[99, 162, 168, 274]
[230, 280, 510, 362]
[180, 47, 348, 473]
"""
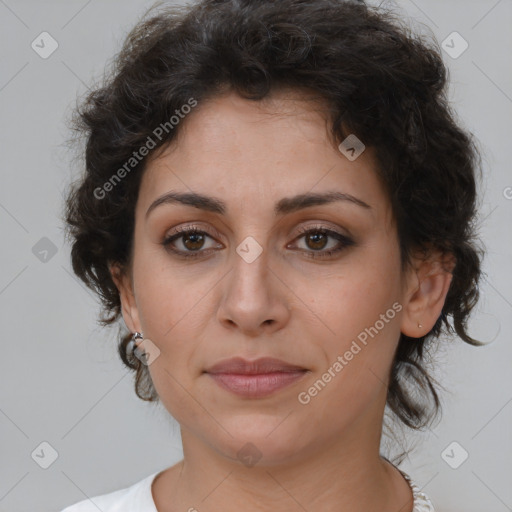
[216, 248, 291, 337]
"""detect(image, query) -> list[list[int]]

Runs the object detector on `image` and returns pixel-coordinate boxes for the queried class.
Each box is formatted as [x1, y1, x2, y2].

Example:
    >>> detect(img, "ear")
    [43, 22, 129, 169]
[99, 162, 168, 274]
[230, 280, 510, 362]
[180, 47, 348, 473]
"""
[110, 263, 141, 334]
[400, 250, 455, 338]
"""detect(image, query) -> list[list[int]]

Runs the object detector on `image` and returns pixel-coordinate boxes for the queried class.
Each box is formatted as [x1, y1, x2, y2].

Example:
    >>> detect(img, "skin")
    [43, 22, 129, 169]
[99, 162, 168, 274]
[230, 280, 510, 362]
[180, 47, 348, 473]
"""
[111, 89, 454, 512]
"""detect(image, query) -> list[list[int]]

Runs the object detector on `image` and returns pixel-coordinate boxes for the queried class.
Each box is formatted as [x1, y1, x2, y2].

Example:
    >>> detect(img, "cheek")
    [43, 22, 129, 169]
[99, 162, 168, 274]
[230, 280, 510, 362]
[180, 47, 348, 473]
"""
[134, 263, 207, 422]
[296, 240, 403, 395]
[133, 240, 204, 334]
[299, 256, 402, 350]
[132, 246, 218, 374]
[296, 299, 402, 435]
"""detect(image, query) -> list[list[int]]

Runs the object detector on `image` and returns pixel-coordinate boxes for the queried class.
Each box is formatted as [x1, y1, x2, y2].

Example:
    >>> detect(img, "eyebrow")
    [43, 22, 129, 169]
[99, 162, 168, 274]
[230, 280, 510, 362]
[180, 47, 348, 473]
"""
[145, 190, 371, 219]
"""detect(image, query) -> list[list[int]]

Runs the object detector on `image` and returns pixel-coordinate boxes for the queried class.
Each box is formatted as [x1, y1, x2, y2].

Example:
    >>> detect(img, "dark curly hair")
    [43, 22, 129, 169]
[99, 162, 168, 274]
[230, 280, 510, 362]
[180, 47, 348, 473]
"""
[64, 0, 485, 446]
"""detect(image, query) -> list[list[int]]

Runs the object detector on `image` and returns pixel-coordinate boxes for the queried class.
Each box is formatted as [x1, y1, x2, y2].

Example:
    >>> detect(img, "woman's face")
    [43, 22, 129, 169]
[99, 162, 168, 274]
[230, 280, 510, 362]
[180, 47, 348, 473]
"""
[118, 90, 416, 465]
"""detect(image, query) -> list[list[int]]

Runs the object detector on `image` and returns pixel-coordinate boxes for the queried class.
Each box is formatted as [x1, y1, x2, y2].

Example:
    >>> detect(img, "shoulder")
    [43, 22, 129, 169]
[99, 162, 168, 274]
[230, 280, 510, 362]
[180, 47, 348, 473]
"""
[59, 471, 159, 512]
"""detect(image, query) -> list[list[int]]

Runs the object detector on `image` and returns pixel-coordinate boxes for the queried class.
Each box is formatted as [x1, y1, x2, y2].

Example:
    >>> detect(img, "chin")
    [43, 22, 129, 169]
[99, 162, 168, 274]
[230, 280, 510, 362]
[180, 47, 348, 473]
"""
[208, 414, 312, 468]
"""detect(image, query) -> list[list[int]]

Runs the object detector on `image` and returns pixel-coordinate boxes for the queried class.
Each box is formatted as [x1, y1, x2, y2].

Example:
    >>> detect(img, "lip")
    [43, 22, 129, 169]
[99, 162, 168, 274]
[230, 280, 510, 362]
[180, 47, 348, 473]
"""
[204, 357, 308, 398]
[205, 357, 306, 374]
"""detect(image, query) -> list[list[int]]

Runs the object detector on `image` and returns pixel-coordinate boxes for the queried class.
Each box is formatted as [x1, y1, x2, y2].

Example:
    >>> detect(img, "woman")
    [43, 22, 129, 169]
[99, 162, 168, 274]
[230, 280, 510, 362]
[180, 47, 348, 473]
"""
[62, 0, 484, 510]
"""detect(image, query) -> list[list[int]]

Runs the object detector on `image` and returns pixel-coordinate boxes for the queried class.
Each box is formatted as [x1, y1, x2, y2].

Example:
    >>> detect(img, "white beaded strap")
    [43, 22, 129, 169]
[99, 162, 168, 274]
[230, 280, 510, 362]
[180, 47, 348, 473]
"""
[398, 470, 436, 512]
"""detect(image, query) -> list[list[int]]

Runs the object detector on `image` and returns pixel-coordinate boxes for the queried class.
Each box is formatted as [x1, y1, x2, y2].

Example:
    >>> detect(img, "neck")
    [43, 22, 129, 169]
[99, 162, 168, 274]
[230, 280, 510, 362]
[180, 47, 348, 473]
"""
[152, 393, 414, 512]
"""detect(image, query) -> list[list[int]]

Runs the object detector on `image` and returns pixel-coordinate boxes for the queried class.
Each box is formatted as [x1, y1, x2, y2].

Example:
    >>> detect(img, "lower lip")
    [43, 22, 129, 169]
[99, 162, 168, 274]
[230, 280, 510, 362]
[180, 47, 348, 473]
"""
[207, 371, 307, 398]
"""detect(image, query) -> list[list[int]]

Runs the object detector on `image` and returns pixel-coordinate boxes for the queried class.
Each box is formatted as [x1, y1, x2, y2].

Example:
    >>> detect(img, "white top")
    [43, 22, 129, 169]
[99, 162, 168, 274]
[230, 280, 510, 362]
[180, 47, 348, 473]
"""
[60, 469, 436, 512]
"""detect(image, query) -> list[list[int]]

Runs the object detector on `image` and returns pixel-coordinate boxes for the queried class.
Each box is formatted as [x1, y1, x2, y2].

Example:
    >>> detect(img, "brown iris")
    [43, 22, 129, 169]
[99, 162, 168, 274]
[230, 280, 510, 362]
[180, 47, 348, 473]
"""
[305, 231, 328, 251]
[182, 232, 205, 251]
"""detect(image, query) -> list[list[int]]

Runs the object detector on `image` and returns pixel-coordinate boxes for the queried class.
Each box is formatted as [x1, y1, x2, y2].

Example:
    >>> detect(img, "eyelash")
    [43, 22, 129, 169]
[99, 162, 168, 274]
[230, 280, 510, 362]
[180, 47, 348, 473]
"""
[161, 224, 355, 260]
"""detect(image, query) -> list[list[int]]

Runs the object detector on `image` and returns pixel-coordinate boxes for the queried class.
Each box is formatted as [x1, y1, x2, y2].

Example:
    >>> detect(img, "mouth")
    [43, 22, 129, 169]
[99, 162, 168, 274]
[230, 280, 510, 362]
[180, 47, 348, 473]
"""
[204, 357, 309, 398]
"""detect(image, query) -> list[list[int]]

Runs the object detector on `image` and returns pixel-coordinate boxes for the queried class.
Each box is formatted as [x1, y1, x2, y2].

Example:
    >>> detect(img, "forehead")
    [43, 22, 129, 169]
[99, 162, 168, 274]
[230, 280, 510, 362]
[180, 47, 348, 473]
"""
[138, 90, 390, 224]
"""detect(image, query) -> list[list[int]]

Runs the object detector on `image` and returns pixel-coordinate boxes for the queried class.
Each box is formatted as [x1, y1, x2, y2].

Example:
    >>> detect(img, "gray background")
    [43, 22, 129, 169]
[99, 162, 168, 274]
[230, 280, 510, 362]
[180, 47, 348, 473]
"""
[0, 0, 511, 511]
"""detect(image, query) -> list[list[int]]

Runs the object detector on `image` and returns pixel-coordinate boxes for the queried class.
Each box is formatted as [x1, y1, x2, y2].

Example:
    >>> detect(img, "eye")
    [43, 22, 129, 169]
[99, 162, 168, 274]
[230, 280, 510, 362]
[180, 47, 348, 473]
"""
[161, 224, 355, 260]
[289, 225, 355, 259]
[162, 225, 222, 258]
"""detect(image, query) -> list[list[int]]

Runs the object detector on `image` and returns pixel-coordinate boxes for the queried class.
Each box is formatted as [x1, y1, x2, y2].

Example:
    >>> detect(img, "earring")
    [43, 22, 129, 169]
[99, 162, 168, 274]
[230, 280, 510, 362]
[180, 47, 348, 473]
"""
[418, 323, 423, 329]
[127, 331, 144, 358]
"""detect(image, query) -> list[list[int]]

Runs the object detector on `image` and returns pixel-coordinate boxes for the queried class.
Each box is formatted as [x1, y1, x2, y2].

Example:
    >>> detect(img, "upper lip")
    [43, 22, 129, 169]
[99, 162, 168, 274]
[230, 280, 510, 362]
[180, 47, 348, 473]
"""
[205, 357, 307, 375]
